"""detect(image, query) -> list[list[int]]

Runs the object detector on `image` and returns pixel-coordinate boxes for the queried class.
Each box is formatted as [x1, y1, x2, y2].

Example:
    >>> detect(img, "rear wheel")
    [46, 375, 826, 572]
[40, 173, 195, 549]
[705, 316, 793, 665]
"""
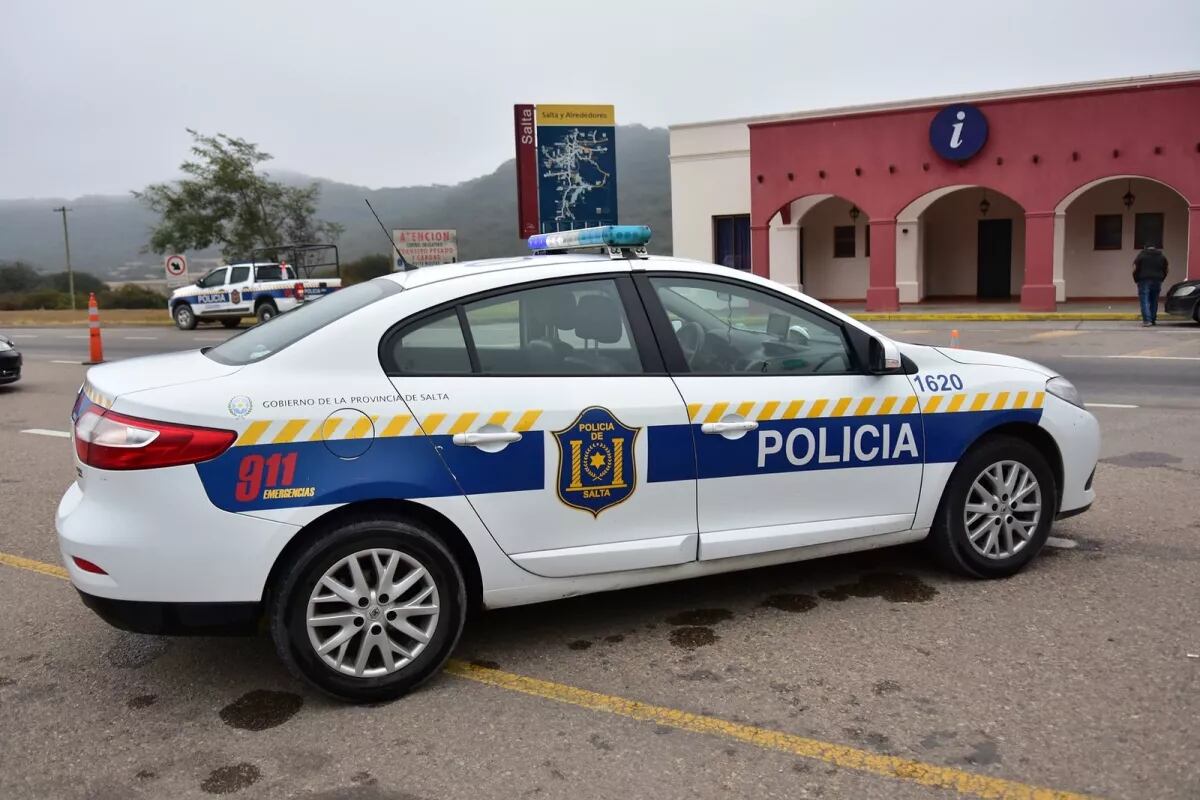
[928, 435, 1056, 579]
[220, 318, 241, 329]
[172, 303, 197, 330]
[268, 515, 466, 703]
[256, 302, 278, 324]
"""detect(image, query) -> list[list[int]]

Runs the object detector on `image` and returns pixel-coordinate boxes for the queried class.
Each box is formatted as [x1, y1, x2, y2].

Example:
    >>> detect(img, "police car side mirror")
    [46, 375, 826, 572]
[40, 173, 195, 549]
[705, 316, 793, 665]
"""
[868, 336, 902, 374]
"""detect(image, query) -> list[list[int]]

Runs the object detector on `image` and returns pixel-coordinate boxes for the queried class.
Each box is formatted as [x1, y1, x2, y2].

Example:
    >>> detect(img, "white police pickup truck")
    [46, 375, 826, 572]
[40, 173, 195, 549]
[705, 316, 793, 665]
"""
[168, 262, 341, 330]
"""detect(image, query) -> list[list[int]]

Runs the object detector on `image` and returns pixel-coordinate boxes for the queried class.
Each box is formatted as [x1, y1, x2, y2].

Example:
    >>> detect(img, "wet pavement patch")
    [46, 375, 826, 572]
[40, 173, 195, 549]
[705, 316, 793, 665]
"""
[670, 626, 718, 649]
[1101, 451, 1182, 468]
[964, 734, 1002, 765]
[760, 593, 818, 613]
[127, 693, 157, 709]
[104, 632, 170, 669]
[872, 679, 902, 696]
[201, 762, 261, 795]
[219, 689, 304, 731]
[818, 572, 938, 603]
[676, 668, 722, 682]
[666, 608, 733, 626]
[135, 769, 157, 781]
[603, 634, 625, 643]
[567, 639, 592, 651]
[469, 659, 501, 669]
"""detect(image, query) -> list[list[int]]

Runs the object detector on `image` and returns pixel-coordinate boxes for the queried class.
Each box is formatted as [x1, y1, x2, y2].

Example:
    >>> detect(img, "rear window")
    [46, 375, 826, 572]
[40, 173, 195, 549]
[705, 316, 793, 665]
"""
[254, 265, 286, 281]
[205, 279, 401, 365]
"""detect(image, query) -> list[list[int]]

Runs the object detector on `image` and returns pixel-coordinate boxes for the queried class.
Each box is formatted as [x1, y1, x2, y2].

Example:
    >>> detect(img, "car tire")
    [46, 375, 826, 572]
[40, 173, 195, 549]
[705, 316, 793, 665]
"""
[927, 435, 1056, 579]
[221, 318, 241, 329]
[268, 515, 466, 703]
[173, 303, 197, 330]
[256, 302, 278, 324]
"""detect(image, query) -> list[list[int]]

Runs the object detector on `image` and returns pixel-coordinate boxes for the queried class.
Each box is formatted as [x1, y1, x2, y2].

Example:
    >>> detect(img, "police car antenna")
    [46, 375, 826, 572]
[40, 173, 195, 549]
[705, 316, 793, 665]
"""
[364, 199, 417, 271]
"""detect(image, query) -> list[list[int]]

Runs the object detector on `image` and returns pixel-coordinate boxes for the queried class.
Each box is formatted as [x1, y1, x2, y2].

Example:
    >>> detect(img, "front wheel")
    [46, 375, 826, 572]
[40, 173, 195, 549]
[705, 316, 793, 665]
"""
[268, 516, 467, 703]
[173, 303, 197, 330]
[928, 435, 1056, 579]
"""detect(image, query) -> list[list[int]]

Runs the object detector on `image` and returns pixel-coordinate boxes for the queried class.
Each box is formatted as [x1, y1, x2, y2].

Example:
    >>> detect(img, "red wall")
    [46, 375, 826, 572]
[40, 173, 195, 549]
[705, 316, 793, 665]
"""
[747, 79, 1200, 309]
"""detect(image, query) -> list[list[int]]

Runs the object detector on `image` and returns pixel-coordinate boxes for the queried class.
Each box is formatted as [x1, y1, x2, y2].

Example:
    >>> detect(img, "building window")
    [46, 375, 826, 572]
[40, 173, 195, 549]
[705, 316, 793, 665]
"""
[833, 225, 856, 258]
[713, 215, 751, 270]
[1093, 214, 1122, 250]
[1134, 213, 1164, 249]
[863, 223, 870, 258]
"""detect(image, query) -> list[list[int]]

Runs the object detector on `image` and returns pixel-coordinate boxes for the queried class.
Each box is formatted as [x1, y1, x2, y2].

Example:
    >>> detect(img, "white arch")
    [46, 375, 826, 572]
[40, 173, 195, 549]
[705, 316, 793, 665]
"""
[896, 184, 977, 223]
[1054, 174, 1190, 213]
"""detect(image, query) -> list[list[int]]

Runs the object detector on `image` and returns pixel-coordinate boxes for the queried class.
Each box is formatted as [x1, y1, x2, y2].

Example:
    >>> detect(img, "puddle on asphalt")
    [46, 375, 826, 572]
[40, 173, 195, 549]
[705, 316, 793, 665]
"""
[666, 608, 733, 626]
[567, 640, 592, 651]
[469, 659, 501, 669]
[105, 632, 170, 669]
[818, 572, 938, 603]
[602, 634, 625, 643]
[201, 762, 261, 795]
[1101, 451, 1182, 468]
[127, 693, 157, 709]
[219, 689, 303, 731]
[760, 593, 818, 613]
[669, 626, 718, 649]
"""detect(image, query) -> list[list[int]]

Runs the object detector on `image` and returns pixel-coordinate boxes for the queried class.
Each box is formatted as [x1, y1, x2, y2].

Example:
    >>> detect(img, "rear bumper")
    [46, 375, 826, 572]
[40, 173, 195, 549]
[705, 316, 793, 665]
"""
[78, 589, 260, 635]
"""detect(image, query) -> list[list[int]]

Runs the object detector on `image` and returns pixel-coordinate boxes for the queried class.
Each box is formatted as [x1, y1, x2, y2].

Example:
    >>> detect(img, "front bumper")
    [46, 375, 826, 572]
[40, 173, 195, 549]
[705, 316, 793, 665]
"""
[0, 351, 21, 384]
[1038, 395, 1100, 516]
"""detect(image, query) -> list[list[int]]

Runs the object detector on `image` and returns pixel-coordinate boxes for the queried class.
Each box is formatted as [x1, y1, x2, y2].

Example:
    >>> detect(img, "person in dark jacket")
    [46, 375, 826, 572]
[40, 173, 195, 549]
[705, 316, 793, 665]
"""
[1132, 244, 1169, 326]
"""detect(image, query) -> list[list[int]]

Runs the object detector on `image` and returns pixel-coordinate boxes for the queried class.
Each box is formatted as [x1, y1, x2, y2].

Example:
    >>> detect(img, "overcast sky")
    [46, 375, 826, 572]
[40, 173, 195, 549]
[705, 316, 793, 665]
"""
[2, 0, 1197, 199]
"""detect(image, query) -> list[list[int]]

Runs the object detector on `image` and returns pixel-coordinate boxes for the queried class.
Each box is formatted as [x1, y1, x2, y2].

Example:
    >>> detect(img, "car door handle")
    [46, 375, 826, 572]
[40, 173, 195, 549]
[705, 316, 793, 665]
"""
[700, 421, 759, 435]
[452, 431, 523, 447]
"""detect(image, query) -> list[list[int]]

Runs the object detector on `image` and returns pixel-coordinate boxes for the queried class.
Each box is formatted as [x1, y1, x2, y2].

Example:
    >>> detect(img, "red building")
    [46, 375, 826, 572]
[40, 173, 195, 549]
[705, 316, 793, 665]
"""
[669, 73, 1200, 310]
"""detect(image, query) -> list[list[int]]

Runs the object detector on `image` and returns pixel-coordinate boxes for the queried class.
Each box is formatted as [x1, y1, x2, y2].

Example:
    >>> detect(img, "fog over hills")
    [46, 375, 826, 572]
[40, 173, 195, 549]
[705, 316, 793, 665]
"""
[1, 125, 671, 279]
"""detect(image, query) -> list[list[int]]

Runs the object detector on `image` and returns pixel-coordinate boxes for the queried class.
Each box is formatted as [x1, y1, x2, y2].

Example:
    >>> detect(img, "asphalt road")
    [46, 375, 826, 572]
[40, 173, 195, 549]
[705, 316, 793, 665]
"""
[0, 321, 1197, 800]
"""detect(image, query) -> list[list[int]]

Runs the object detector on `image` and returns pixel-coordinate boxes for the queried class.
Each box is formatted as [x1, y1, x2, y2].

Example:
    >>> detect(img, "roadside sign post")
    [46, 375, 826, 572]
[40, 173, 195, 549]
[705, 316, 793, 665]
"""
[165, 254, 188, 287]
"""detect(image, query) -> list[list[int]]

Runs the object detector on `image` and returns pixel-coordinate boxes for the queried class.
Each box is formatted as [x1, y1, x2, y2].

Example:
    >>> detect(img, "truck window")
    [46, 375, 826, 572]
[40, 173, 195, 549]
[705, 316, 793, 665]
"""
[254, 265, 284, 281]
[229, 266, 251, 283]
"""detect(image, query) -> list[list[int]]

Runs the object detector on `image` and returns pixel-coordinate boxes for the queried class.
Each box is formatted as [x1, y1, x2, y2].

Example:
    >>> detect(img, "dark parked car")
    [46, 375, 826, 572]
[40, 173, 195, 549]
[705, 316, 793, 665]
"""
[0, 334, 22, 385]
[1164, 280, 1200, 324]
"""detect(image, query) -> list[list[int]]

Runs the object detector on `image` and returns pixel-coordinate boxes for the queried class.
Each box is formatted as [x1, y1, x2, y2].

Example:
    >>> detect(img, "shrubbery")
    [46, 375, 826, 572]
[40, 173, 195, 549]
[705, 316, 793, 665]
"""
[0, 262, 166, 310]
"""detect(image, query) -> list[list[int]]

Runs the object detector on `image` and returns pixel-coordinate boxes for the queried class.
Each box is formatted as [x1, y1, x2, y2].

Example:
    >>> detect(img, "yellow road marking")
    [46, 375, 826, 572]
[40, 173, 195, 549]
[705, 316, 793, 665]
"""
[877, 396, 897, 416]
[445, 661, 1101, 800]
[806, 399, 828, 418]
[513, 410, 542, 432]
[757, 401, 780, 421]
[782, 399, 805, 419]
[853, 396, 876, 416]
[449, 413, 479, 435]
[970, 393, 991, 412]
[272, 419, 308, 444]
[0, 553, 1101, 800]
[703, 403, 729, 424]
[380, 415, 411, 437]
[236, 420, 272, 447]
[0, 552, 68, 580]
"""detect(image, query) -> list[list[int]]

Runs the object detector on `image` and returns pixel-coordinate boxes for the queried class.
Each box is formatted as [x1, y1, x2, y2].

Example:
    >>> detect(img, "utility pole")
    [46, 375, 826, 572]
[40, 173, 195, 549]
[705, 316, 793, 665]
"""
[52, 206, 76, 310]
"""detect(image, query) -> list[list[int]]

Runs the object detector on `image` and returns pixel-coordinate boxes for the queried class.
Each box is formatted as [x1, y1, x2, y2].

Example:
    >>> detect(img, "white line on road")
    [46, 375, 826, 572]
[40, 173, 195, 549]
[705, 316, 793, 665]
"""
[121, 336, 159, 340]
[1062, 354, 1200, 361]
[21, 429, 71, 439]
[10, 334, 37, 339]
[194, 336, 224, 341]
[1085, 402, 1140, 409]
[63, 335, 89, 340]
[49, 360, 82, 365]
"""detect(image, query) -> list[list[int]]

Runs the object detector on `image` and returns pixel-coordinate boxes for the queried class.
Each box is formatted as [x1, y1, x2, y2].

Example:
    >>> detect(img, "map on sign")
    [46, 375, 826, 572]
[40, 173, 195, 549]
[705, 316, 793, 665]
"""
[540, 128, 613, 225]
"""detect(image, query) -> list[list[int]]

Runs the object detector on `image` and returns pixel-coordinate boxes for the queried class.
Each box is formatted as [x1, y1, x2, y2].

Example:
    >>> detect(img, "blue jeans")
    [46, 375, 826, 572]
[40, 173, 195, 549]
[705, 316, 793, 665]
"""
[1137, 280, 1161, 323]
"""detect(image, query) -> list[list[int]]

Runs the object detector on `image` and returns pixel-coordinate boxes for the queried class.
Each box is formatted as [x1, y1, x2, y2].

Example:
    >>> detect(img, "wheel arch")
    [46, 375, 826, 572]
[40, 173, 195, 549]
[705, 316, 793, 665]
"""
[966, 421, 1064, 514]
[254, 295, 278, 309]
[261, 498, 484, 613]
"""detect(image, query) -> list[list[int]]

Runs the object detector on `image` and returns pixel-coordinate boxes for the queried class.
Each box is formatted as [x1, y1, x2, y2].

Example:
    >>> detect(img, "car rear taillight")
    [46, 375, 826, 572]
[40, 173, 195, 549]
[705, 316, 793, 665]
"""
[72, 556, 108, 575]
[74, 407, 235, 470]
[294, 282, 306, 302]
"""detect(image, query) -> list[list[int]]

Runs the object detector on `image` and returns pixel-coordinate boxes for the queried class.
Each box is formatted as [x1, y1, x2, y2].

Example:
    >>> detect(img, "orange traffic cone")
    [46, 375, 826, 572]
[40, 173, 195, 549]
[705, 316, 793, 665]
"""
[84, 292, 104, 365]
[949, 329, 960, 348]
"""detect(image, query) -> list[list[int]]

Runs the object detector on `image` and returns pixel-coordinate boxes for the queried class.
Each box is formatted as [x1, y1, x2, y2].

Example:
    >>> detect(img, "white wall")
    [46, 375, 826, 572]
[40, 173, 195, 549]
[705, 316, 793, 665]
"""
[923, 191, 1025, 297]
[1062, 179, 1188, 297]
[799, 197, 869, 301]
[669, 121, 750, 262]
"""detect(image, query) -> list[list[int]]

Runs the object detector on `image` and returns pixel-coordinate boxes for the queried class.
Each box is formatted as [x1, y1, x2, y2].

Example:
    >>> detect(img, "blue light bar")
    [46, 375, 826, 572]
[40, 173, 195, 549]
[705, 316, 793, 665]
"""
[528, 225, 652, 251]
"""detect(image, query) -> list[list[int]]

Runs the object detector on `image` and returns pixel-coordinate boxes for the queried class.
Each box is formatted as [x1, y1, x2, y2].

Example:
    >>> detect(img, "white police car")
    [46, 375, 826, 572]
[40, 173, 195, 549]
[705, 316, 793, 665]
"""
[58, 225, 1099, 702]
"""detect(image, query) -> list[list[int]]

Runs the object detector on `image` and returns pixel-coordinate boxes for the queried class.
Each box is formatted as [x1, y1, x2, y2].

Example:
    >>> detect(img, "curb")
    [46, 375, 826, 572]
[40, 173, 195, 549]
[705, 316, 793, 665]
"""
[853, 312, 1142, 321]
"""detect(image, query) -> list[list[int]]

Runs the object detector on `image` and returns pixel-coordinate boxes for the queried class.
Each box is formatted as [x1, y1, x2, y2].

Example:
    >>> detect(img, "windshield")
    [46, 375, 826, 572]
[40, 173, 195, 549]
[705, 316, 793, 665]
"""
[205, 279, 401, 365]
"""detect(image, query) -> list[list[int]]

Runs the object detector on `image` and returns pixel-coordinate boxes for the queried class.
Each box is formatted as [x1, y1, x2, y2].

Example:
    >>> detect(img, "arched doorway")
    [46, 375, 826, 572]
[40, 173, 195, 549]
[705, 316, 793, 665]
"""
[896, 186, 1026, 302]
[1055, 176, 1190, 299]
[767, 195, 871, 302]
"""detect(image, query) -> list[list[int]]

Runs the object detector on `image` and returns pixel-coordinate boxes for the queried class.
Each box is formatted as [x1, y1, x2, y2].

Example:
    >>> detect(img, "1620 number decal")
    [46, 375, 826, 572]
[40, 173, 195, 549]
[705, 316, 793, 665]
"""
[913, 373, 964, 392]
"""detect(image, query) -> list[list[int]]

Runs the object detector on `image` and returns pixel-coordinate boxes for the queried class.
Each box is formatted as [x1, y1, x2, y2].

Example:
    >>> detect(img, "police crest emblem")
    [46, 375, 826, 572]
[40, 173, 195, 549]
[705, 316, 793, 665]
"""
[554, 406, 639, 517]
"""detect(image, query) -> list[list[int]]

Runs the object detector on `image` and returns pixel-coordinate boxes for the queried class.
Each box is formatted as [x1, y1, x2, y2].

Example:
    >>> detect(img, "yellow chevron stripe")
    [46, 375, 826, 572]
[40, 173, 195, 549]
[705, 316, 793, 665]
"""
[781, 400, 805, 419]
[853, 397, 875, 416]
[877, 396, 897, 416]
[1032, 391, 1045, 408]
[970, 393, 990, 412]
[1014, 390, 1029, 409]
[923, 395, 943, 413]
[830, 397, 853, 417]
[514, 410, 542, 432]
[237, 420, 272, 446]
[449, 412, 479, 435]
[946, 393, 967, 413]
[991, 391, 1011, 411]
[345, 415, 377, 439]
[380, 415, 411, 437]
[421, 413, 447, 435]
[272, 419, 309, 444]
[703, 402, 729, 424]
[757, 401, 780, 421]
[686, 403, 702, 422]
[312, 417, 343, 441]
[735, 401, 755, 418]
[900, 396, 918, 415]
[487, 411, 511, 427]
[806, 399, 829, 418]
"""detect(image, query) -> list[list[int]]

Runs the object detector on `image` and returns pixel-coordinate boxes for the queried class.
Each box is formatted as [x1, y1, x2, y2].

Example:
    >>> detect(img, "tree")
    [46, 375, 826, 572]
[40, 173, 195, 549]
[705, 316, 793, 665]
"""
[133, 130, 343, 261]
[0, 261, 43, 293]
[341, 253, 394, 285]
